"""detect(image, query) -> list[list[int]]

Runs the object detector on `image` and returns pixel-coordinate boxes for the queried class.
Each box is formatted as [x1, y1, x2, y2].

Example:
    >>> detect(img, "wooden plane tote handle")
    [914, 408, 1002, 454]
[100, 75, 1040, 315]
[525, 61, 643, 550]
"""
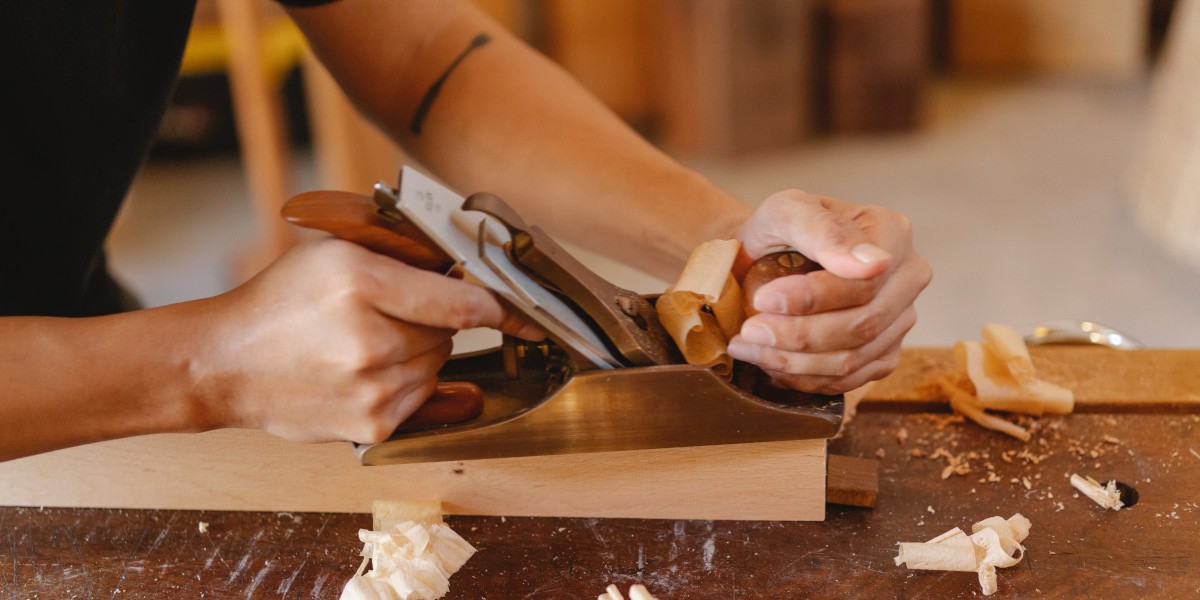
[282, 190, 456, 273]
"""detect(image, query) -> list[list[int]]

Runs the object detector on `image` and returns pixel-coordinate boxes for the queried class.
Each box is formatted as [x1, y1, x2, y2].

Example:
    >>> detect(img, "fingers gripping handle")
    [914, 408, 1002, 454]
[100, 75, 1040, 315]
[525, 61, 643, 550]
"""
[737, 251, 841, 405]
[740, 251, 824, 317]
[281, 191, 478, 429]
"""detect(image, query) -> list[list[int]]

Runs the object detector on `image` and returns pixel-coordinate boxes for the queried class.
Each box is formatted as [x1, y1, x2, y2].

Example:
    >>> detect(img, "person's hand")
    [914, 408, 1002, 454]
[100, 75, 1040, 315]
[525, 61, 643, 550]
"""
[193, 238, 541, 444]
[727, 190, 931, 394]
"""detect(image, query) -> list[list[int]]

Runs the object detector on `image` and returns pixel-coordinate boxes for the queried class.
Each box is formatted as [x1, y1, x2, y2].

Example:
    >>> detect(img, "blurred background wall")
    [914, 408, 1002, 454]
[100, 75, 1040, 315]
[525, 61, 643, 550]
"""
[108, 0, 1200, 348]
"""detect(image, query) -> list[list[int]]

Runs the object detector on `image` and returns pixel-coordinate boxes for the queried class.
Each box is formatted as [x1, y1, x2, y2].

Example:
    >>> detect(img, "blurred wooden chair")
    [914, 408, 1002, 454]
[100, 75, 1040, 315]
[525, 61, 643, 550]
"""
[187, 0, 431, 282]
[1132, 0, 1200, 271]
[182, 0, 306, 281]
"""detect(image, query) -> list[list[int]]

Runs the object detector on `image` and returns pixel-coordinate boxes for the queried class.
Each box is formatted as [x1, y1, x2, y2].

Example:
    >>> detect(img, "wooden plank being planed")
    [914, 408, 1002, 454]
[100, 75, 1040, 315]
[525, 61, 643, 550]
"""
[861, 347, 1200, 412]
[0, 430, 827, 520]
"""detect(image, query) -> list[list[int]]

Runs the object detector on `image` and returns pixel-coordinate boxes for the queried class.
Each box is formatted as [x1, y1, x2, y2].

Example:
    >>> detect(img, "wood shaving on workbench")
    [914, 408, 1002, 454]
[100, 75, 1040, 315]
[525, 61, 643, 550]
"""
[1069, 473, 1125, 510]
[942, 324, 1076, 441]
[598, 583, 660, 600]
[341, 501, 476, 600]
[895, 513, 1031, 596]
[656, 239, 744, 377]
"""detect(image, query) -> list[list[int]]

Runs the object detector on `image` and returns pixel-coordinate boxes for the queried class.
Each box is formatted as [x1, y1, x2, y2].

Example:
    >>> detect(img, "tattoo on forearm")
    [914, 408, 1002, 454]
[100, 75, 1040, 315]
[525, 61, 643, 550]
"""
[410, 33, 492, 135]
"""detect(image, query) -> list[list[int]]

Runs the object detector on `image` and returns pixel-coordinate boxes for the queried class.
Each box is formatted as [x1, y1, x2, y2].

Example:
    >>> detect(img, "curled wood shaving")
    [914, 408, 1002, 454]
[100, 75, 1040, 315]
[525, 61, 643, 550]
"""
[656, 292, 732, 376]
[940, 323, 1076, 441]
[657, 239, 744, 377]
[342, 502, 475, 600]
[1069, 473, 1125, 511]
[939, 378, 1031, 442]
[955, 339, 1073, 415]
[895, 513, 1031, 596]
[959, 324, 1075, 415]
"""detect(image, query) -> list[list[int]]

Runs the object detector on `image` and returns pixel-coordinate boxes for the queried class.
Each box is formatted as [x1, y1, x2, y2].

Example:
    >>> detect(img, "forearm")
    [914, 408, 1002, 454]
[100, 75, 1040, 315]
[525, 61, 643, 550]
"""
[289, 1, 751, 279]
[0, 306, 216, 461]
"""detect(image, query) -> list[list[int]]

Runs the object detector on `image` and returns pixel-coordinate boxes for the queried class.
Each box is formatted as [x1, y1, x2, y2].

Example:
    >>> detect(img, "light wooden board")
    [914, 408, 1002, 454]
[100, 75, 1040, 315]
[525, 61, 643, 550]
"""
[861, 347, 1200, 411]
[0, 430, 825, 521]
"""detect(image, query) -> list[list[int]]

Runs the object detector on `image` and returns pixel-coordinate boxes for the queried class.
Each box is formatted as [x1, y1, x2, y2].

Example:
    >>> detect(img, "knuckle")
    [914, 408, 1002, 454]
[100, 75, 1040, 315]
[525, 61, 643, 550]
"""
[769, 370, 842, 395]
[356, 421, 395, 445]
[779, 350, 811, 375]
[757, 347, 796, 374]
[828, 353, 858, 378]
[314, 237, 363, 267]
[788, 285, 818, 316]
[338, 335, 390, 371]
[851, 203, 883, 221]
[354, 379, 394, 409]
[766, 189, 809, 207]
[783, 327, 815, 353]
[889, 210, 913, 237]
[363, 340, 393, 368]
[916, 257, 934, 288]
[346, 396, 400, 444]
[324, 269, 374, 308]
[816, 380, 848, 395]
[877, 349, 902, 377]
[842, 354, 898, 390]
[848, 308, 886, 343]
[813, 212, 851, 244]
[442, 292, 487, 330]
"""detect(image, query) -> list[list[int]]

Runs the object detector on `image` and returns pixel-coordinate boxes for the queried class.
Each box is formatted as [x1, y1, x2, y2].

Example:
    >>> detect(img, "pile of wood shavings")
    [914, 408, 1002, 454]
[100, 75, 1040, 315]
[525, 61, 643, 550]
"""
[895, 513, 1032, 596]
[939, 324, 1076, 441]
[341, 501, 475, 600]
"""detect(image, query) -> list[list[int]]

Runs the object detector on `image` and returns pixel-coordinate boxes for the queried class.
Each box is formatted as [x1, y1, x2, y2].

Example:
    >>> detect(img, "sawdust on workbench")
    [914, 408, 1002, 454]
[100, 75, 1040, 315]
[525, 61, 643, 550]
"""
[892, 414, 1140, 502]
[889, 412, 1200, 528]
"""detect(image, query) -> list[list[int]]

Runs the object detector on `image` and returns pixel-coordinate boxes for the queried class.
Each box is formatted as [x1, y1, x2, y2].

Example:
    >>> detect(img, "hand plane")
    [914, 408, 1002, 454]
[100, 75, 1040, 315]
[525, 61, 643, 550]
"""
[282, 166, 843, 466]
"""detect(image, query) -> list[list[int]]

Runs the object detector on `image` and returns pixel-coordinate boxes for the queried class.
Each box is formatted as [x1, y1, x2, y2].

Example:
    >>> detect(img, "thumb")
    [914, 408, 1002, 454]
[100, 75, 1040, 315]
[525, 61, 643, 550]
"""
[494, 300, 546, 342]
[744, 192, 891, 280]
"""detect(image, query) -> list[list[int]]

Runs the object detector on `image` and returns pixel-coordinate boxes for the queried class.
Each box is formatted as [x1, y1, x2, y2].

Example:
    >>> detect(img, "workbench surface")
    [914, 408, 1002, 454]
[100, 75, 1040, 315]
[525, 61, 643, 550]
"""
[4, 412, 1198, 599]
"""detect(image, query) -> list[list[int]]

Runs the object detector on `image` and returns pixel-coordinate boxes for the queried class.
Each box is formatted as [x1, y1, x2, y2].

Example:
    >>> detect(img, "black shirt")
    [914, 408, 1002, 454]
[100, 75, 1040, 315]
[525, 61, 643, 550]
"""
[0, 0, 329, 317]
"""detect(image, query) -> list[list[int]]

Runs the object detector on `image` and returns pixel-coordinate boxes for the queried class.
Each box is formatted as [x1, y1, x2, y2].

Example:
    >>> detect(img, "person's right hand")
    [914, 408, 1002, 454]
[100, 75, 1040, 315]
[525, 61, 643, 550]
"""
[191, 238, 541, 444]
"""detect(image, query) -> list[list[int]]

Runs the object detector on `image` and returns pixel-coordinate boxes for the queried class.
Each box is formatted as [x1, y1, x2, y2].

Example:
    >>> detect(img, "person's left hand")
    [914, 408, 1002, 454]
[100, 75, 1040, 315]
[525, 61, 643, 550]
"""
[726, 189, 931, 394]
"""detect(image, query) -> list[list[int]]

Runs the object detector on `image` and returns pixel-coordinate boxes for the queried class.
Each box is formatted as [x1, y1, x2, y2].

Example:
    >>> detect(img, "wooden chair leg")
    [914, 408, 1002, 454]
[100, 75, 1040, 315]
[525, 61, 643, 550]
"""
[300, 52, 407, 194]
[215, 0, 300, 283]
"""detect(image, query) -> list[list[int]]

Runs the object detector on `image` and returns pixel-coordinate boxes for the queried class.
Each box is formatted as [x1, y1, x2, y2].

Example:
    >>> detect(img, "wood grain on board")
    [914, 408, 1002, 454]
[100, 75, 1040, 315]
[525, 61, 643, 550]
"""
[0, 431, 826, 521]
[862, 347, 1200, 411]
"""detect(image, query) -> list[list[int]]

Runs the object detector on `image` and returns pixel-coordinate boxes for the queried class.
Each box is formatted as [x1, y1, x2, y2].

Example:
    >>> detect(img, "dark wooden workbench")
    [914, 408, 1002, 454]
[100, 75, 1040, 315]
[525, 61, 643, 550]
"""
[4, 411, 1199, 598]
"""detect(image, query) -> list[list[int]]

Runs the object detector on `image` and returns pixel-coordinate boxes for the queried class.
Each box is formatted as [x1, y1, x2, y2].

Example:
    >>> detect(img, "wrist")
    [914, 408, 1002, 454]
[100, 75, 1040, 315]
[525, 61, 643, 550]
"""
[166, 295, 249, 433]
[649, 170, 752, 276]
[116, 297, 240, 435]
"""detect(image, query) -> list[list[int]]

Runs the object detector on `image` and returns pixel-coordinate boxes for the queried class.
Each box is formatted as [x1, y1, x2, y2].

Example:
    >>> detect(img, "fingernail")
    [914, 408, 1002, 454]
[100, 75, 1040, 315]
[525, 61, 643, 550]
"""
[739, 324, 775, 346]
[727, 340, 760, 363]
[851, 243, 892, 264]
[753, 291, 788, 314]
